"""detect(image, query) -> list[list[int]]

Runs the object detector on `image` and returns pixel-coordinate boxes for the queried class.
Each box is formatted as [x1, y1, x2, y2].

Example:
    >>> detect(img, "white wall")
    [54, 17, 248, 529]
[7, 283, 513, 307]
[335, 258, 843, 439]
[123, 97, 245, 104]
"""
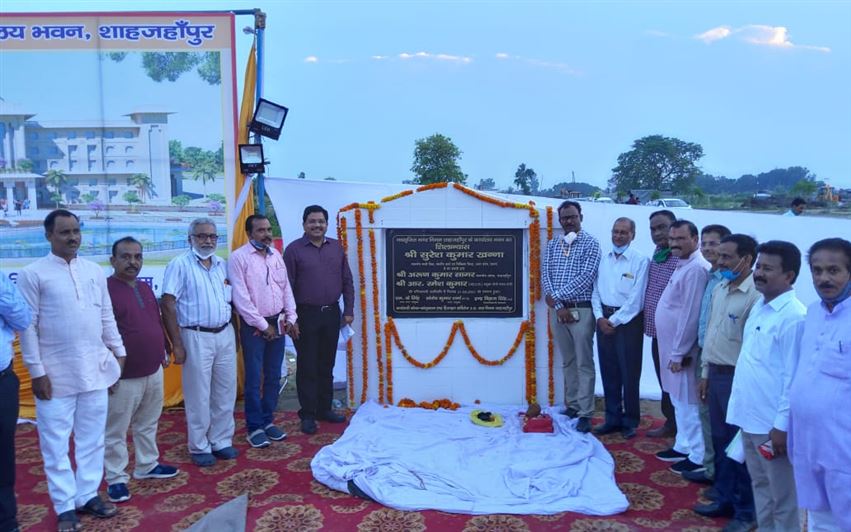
[265, 177, 851, 406]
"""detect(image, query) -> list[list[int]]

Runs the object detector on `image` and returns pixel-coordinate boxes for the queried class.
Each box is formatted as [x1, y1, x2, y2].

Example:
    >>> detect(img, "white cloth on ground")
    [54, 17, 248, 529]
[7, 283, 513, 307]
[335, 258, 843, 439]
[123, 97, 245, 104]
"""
[311, 402, 628, 515]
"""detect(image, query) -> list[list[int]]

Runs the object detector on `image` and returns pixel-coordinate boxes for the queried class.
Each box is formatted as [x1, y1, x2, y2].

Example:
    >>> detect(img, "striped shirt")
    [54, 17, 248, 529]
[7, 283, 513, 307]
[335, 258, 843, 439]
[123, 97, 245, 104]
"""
[162, 250, 232, 328]
[643, 249, 678, 338]
[542, 230, 601, 309]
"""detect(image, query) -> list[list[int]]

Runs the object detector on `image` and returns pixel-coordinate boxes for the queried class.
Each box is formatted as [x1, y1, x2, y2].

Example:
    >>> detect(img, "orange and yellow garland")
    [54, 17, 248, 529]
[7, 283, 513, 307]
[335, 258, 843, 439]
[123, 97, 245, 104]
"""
[338, 215, 355, 407]
[353, 209, 369, 404]
[546, 206, 555, 406]
[368, 228, 384, 403]
[398, 397, 460, 410]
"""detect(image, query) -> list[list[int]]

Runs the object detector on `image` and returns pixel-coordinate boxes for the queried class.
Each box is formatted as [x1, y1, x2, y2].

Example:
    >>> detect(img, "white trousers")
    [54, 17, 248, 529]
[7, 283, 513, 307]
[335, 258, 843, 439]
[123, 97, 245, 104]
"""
[180, 326, 237, 454]
[104, 366, 164, 484]
[809, 510, 841, 532]
[670, 395, 704, 465]
[36, 388, 108, 515]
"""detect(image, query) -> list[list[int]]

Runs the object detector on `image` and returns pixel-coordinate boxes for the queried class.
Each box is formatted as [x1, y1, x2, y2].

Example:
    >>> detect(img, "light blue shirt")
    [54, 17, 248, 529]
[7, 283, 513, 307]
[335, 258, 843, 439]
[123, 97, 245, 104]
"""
[697, 270, 724, 348]
[0, 274, 32, 369]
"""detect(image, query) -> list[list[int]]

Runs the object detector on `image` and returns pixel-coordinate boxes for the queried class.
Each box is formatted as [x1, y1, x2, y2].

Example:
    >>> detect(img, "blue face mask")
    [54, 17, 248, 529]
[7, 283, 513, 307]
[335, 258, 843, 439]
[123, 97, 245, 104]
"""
[250, 239, 270, 253]
[613, 244, 629, 255]
[824, 281, 851, 306]
[719, 269, 740, 281]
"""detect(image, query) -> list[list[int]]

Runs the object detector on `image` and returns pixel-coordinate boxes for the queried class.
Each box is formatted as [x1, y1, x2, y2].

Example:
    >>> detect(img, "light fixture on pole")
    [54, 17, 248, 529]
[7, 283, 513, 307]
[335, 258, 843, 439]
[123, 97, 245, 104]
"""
[238, 143, 266, 174]
[248, 98, 289, 140]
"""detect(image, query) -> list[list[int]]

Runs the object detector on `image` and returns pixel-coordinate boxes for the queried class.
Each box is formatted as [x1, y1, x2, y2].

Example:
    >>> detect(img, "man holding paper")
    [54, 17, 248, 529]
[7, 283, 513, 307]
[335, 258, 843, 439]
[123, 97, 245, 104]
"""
[229, 214, 298, 448]
[284, 205, 354, 435]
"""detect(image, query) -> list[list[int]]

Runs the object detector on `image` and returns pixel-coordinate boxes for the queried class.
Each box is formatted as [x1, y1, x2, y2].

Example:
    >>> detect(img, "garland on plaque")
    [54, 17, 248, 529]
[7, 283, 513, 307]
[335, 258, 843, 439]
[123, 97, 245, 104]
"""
[398, 397, 461, 410]
[546, 206, 555, 406]
[338, 183, 543, 405]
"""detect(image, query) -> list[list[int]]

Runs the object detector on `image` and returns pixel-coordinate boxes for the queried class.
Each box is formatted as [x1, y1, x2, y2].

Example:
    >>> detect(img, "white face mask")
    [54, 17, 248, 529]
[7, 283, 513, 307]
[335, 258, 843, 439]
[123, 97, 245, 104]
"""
[563, 232, 577, 246]
[193, 249, 216, 260]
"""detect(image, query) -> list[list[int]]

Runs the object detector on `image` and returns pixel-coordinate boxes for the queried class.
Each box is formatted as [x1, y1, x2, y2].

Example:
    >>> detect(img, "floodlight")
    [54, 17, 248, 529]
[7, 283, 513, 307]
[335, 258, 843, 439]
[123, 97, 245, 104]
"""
[248, 98, 288, 140]
[239, 144, 266, 174]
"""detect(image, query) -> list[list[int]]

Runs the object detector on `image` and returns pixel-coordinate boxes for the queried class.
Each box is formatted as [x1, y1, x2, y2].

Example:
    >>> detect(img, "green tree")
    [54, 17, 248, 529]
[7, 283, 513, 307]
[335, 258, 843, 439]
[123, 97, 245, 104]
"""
[513, 163, 538, 195]
[169, 140, 184, 165]
[44, 169, 67, 207]
[172, 194, 191, 210]
[609, 135, 704, 195]
[411, 133, 466, 185]
[108, 51, 221, 85]
[476, 178, 496, 191]
[80, 192, 98, 203]
[790, 179, 818, 198]
[191, 155, 220, 197]
[129, 173, 155, 203]
[17, 159, 34, 172]
[123, 190, 141, 211]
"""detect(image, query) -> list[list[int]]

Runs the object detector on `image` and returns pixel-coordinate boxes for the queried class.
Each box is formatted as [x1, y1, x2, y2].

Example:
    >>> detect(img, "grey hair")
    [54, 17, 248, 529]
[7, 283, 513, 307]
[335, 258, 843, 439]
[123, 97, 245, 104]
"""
[188, 217, 217, 236]
[614, 217, 636, 233]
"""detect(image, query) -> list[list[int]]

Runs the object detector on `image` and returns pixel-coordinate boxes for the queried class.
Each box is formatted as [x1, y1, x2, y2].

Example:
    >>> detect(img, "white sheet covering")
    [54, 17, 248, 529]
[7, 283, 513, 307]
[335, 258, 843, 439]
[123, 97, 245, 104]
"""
[311, 402, 629, 515]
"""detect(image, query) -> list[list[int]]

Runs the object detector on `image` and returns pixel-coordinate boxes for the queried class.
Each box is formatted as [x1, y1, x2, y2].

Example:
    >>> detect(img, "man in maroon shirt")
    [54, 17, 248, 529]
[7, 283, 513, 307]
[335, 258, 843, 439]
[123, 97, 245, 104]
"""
[284, 205, 355, 434]
[104, 237, 178, 504]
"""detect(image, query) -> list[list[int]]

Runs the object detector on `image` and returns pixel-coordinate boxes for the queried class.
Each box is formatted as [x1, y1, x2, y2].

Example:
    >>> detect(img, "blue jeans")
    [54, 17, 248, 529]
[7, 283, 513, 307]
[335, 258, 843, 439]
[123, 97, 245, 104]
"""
[240, 318, 285, 433]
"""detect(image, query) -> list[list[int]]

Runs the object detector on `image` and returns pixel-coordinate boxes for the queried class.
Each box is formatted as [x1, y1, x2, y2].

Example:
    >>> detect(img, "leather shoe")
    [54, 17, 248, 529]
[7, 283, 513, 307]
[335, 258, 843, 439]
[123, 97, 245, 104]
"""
[682, 469, 713, 485]
[576, 417, 592, 433]
[693, 502, 734, 518]
[647, 424, 676, 438]
[301, 418, 317, 434]
[621, 427, 637, 439]
[722, 519, 756, 532]
[317, 410, 346, 423]
[560, 407, 579, 419]
[593, 423, 621, 435]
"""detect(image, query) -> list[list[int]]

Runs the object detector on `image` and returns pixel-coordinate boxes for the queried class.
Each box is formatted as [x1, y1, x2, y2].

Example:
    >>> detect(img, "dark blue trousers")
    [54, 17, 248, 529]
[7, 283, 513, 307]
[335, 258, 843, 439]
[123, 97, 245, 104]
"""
[0, 363, 19, 532]
[708, 366, 755, 521]
[597, 313, 644, 428]
[240, 318, 286, 433]
[293, 304, 340, 421]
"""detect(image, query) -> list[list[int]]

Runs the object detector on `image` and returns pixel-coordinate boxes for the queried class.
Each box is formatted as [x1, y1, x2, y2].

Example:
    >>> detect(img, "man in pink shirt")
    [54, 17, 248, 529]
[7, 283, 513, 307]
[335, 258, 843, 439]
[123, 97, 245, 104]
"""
[229, 214, 298, 448]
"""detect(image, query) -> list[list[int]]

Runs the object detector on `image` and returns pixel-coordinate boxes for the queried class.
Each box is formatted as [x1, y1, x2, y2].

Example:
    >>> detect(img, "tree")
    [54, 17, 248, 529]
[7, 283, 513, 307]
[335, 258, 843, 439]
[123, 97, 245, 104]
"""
[191, 155, 220, 197]
[122, 190, 141, 211]
[410, 133, 466, 184]
[129, 173, 155, 203]
[169, 140, 184, 166]
[107, 51, 221, 85]
[790, 179, 818, 198]
[89, 199, 105, 219]
[17, 159, 34, 173]
[476, 178, 496, 191]
[513, 163, 538, 195]
[44, 169, 67, 207]
[172, 194, 191, 210]
[297, 171, 306, 179]
[609, 135, 704, 195]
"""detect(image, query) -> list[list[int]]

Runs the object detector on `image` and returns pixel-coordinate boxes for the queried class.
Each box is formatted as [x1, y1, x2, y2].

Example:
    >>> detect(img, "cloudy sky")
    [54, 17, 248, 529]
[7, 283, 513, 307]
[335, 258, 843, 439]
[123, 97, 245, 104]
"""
[4, 0, 850, 188]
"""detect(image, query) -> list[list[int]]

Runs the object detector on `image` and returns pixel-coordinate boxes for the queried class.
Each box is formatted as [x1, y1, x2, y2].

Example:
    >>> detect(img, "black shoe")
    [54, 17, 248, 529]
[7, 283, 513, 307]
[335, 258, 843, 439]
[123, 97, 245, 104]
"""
[722, 519, 757, 532]
[682, 469, 713, 485]
[317, 410, 346, 423]
[621, 427, 637, 439]
[560, 407, 579, 419]
[670, 458, 705, 474]
[301, 418, 317, 434]
[693, 502, 734, 518]
[593, 423, 621, 435]
[655, 448, 689, 462]
[647, 424, 676, 438]
[576, 417, 592, 433]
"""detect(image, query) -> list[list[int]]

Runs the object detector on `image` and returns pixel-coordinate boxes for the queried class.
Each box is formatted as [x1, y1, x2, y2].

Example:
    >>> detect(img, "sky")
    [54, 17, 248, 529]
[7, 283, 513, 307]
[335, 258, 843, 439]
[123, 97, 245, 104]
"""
[2, 0, 850, 190]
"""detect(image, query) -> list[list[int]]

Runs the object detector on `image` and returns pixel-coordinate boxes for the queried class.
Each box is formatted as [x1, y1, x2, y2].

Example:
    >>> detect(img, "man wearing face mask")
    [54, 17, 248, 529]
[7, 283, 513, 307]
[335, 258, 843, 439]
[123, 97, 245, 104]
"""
[543, 200, 602, 433]
[229, 214, 297, 448]
[643, 210, 678, 437]
[590, 217, 649, 439]
[692, 235, 760, 529]
[726, 241, 806, 532]
[654, 220, 708, 475]
[789, 237, 851, 532]
[688, 224, 731, 485]
[161, 218, 238, 467]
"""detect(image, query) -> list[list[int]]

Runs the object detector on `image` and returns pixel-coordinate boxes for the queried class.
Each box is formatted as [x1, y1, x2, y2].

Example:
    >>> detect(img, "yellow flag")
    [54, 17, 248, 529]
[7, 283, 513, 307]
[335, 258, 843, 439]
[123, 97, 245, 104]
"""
[231, 41, 257, 251]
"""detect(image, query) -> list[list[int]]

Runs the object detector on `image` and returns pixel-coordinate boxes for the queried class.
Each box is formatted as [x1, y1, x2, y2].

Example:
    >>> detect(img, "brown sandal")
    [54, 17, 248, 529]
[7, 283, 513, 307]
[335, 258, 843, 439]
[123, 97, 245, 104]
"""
[77, 495, 118, 518]
[57, 510, 81, 532]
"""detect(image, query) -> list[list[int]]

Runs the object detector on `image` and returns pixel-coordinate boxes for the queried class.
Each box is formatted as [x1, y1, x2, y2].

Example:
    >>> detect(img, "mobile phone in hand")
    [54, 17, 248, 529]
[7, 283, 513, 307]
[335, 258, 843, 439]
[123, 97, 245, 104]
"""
[758, 439, 775, 460]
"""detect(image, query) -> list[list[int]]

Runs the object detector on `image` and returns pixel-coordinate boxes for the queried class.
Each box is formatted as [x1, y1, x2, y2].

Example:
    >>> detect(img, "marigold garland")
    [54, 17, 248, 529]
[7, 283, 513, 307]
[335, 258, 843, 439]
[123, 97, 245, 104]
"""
[398, 397, 460, 411]
[384, 321, 393, 405]
[381, 189, 414, 203]
[457, 321, 528, 366]
[545, 206, 555, 406]
[368, 229, 384, 403]
[415, 182, 449, 192]
[338, 214, 355, 407]
[451, 183, 539, 219]
[354, 209, 369, 404]
[525, 218, 540, 404]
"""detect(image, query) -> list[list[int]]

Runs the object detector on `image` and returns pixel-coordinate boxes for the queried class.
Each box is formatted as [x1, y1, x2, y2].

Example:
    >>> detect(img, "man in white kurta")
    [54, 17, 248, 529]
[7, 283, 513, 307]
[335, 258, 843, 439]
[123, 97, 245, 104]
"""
[789, 237, 851, 532]
[654, 220, 709, 474]
[18, 210, 125, 527]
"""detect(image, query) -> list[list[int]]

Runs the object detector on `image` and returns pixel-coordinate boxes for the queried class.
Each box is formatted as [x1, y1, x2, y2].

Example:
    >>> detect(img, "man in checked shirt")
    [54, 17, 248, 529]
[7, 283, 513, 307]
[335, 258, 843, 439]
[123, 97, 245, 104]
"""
[543, 200, 602, 433]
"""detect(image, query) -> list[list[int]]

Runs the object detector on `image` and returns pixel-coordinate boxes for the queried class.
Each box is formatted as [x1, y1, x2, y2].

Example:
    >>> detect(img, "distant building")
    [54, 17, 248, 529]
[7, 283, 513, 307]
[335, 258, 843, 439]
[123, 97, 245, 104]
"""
[0, 100, 174, 207]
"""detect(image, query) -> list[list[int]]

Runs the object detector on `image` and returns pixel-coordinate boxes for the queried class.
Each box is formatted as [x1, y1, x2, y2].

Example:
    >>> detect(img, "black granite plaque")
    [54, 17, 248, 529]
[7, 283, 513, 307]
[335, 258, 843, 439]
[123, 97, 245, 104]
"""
[386, 229, 523, 318]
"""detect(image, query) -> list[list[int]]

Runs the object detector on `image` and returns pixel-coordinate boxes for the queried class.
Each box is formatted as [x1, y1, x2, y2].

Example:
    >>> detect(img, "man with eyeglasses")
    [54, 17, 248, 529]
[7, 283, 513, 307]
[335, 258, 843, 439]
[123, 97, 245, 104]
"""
[161, 218, 238, 467]
[229, 214, 298, 448]
[542, 200, 602, 433]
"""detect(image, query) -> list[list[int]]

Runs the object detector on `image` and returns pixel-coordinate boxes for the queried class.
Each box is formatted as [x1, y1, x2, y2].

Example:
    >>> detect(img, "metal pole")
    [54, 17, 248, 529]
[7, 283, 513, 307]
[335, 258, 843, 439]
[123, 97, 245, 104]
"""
[253, 12, 266, 215]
